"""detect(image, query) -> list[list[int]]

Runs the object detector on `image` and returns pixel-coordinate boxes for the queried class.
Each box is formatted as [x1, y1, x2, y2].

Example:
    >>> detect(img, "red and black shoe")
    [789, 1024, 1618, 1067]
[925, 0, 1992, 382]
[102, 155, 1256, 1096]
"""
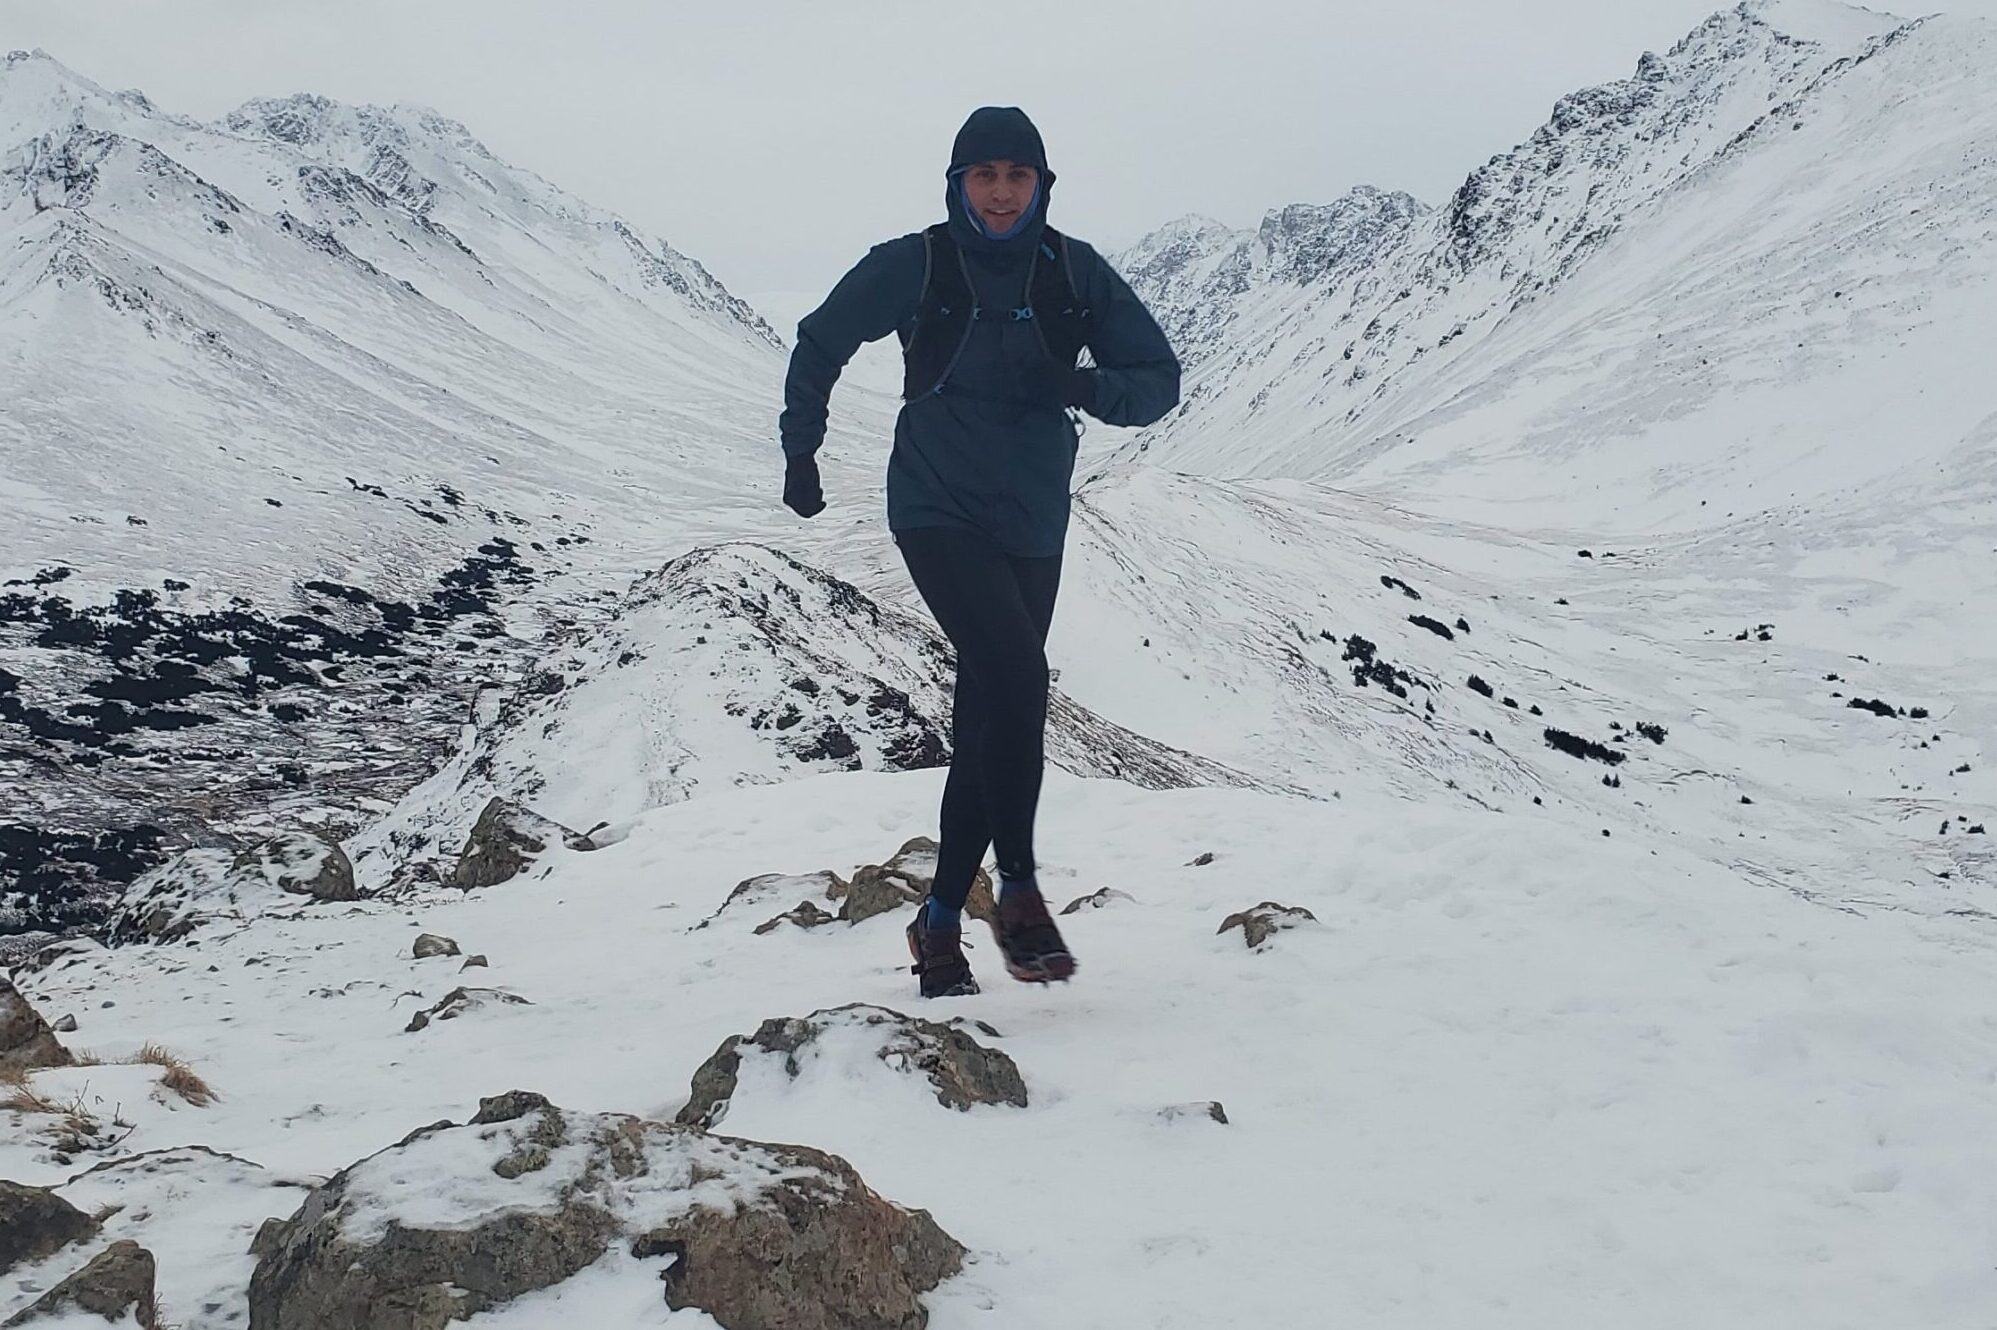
[906, 904, 980, 999]
[993, 885, 1077, 983]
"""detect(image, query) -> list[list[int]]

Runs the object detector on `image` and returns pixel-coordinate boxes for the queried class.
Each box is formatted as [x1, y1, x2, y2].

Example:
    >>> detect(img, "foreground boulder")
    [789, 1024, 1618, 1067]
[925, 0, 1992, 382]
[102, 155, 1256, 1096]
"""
[449, 799, 597, 889]
[679, 1004, 1027, 1130]
[0, 1181, 99, 1276]
[1218, 901, 1320, 950]
[105, 830, 359, 944]
[4, 1239, 159, 1328]
[247, 1090, 963, 1330]
[0, 982, 73, 1075]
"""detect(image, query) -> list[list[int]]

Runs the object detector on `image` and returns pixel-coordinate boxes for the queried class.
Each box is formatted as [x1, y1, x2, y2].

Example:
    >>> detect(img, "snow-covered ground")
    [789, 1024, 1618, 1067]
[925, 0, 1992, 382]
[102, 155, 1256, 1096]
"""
[6, 0, 1997, 1325]
[9, 767, 1997, 1327]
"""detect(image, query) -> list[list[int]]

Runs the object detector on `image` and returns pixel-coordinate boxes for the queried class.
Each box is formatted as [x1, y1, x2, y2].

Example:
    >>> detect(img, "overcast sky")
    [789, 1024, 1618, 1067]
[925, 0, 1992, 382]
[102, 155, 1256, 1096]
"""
[4, 0, 1973, 298]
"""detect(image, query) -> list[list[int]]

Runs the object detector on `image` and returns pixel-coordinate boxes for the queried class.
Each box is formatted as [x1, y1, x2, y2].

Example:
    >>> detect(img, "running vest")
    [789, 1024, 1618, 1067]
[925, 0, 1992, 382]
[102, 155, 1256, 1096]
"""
[899, 223, 1095, 402]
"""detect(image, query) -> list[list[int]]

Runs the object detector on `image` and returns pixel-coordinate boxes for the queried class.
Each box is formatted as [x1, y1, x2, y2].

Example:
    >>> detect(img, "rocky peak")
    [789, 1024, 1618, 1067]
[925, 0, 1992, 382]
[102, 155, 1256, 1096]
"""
[1256, 188, 1429, 286]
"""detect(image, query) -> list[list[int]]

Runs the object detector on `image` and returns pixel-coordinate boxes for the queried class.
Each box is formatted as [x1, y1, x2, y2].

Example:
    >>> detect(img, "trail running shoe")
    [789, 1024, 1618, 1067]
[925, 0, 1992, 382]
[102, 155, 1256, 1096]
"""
[993, 886, 1077, 983]
[907, 904, 980, 999]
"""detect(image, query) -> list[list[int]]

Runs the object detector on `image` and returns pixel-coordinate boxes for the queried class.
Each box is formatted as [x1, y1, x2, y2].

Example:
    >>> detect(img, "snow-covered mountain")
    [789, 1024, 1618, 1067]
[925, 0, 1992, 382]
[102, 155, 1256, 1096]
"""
[1112, 0, 1988, 532]
[0, 50, 814, 921]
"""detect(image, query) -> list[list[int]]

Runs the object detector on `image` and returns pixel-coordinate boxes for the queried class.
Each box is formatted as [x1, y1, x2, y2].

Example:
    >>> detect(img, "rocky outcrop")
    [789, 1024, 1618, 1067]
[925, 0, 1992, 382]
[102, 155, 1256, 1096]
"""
[0, 1181, 100, 1277]
[448, 798, 596, 889]
[403, 987, 529, 1034]
[678, 1004, 1027, 1130]
[246, 1090, 962, 1330]
[105, 830, 361, 945]
[0, 981, 73, 1074]
[4, 1239, 159, 1328]
[230, 831, 359, 902]
[1218, 901, 1320, 949]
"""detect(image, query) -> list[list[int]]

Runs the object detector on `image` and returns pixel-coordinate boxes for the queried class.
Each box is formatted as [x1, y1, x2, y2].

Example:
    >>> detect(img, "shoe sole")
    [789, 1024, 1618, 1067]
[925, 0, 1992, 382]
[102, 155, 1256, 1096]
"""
[1004, 952, 1077, 984]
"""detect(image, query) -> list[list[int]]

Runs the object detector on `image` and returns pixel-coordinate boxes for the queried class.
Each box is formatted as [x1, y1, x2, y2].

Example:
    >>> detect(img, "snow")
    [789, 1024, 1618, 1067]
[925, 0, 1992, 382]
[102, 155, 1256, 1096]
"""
[8, 770, 1997, 1325]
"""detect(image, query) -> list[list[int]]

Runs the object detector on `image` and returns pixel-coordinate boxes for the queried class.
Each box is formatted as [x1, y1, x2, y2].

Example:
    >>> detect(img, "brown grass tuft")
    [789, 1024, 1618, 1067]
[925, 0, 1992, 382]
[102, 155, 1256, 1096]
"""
[127, 1043, 218, 1107]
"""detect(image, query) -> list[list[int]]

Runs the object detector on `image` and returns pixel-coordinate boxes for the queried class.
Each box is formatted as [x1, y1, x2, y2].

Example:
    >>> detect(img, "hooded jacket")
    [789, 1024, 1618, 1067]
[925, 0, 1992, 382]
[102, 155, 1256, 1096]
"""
[779, 107, 1181, 558]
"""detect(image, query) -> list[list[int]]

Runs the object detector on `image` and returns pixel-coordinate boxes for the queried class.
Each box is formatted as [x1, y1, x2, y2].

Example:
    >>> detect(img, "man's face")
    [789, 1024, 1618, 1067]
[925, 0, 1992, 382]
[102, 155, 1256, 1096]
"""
[962, 160, 1039, 233]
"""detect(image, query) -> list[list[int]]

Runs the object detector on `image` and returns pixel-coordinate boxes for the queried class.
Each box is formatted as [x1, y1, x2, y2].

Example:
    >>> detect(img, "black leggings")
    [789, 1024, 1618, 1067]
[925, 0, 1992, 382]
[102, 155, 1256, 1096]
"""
[895, 525, 1062, 909]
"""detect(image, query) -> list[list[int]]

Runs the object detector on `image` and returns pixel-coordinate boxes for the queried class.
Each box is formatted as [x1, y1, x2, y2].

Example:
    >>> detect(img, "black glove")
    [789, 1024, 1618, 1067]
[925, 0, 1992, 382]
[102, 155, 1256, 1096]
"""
[782, 454, 825, 518]
[1014, 362, 1099, 414]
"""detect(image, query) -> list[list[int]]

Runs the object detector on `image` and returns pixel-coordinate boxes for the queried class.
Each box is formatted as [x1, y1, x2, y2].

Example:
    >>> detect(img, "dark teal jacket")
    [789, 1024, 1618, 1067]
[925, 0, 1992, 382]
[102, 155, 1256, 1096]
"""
[780, 184, 1180, 558]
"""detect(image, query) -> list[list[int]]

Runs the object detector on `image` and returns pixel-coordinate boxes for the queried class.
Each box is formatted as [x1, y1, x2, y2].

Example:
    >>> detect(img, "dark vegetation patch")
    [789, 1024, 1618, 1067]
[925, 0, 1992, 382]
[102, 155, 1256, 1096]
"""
[1, 537, 548, 938]
[1408, 615, 1454, 641]
[1380, 575, 1421, 600]
[1634, 721, 1667, 745]
[1467, 675, 1494, 698]
[1543, 728, 1627, 765]
[1341, 635, 1420, 700]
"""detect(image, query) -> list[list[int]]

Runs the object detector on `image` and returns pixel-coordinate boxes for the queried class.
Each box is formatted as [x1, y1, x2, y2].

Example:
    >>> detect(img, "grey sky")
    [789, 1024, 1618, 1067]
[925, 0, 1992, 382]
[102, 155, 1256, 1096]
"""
[5, 0, 1977, 299]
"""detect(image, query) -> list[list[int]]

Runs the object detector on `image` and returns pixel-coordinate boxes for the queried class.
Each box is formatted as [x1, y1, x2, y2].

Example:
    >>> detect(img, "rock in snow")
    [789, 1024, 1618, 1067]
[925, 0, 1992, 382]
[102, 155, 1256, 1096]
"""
[678, 1003, 1028, 1130]
[0, 1181, 100, 1278]
[4, 1239, 159, 1328]
[410, 933, 460, 959]
[246, 1090, 963, 1330]
[0, 981, 73, 1075]
[402, 987, 529, 1034]
[1217, 901, 1321, 950]
[448, 798, 597, 889]
[104, 830, 359, 945]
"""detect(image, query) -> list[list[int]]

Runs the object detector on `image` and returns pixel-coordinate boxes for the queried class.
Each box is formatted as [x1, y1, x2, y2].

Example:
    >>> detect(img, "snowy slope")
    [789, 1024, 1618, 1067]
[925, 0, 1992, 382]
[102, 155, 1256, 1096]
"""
[0, 51, 829, 923]
[8, 770, 1997, 1327]
[1113, 1, 1987, 531]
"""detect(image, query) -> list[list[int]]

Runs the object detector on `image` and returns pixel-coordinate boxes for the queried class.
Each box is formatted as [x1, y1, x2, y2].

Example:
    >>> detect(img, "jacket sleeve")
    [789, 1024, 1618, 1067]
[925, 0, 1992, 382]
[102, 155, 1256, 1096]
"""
[779, 236, 923, 460]
[1072, 240, 1181, 428]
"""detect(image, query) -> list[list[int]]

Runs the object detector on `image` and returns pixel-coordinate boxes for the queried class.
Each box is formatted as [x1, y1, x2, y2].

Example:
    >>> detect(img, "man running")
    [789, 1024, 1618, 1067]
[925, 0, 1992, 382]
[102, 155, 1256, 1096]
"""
[778, 106, 1181, 997]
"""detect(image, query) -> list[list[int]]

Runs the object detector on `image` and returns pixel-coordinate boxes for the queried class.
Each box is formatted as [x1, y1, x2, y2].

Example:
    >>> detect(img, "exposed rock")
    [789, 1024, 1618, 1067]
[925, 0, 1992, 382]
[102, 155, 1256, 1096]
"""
[1060, 887, 1136, 915]
[4, 1239, 158, 1328]
[246, 1091, 962, 1330]
[460, 955, 489, 971]
[1217, 901, 1320, 950]
[1160, 1101, 1231, 1126]
[0, 1181, 100, 1277]
[679, 1003, 1026, 1130]
[12, 939, 104, 978]
[752, 901, 836, 935]
[411, 933, 460, 960]
[702, 870, 845, 929]
[106, 834, 359, 946]
[838, 837, 996, 925]
[1187, 851, 1216, 867]
[403, 987, 529, 1034]
[50, 1015, 77, 1034]
[448, 798, 596, 890]
[0, 980, 73, 1074]
[230, 831, 360, 902]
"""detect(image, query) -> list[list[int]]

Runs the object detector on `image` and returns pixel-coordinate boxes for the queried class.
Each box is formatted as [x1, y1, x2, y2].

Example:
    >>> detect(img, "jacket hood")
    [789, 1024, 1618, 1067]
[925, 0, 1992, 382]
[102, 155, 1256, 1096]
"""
[945, 106, 1055, 260]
